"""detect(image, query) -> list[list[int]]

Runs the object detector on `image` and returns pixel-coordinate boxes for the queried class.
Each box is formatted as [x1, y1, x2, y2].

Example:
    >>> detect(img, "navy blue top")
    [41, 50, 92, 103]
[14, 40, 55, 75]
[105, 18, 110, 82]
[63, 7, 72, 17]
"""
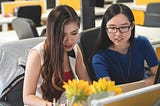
[92, 36, 159, 85]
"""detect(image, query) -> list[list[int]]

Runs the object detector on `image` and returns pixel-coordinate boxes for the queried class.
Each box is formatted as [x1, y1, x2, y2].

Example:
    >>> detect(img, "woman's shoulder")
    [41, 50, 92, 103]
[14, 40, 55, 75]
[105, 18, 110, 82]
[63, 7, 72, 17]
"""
[32, 41, 45, 50]
[135, 36, 151, 45]
[135, 36, 150, 42]
[30, 41, 45, 64]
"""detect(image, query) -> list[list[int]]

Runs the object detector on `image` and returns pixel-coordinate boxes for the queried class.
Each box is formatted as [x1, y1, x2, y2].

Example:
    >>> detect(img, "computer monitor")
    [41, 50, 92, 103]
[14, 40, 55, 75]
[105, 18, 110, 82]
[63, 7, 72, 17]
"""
[90, 83, 160, 106]
[154, 65, 160, 84]
[46, 0, 55, 9]
[116, 0, 133, 3]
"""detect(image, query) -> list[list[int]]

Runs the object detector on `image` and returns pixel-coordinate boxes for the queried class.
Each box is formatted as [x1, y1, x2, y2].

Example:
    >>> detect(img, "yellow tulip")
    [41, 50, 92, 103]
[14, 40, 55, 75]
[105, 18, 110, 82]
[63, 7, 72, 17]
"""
[63, 78, 122, 105]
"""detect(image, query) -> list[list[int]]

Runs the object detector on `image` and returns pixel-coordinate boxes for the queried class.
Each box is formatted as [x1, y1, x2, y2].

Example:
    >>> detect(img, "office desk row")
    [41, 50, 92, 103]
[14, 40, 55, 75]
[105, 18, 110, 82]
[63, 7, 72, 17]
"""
[0, 2, 147, 32]
[0, 24, 160, 44]
[135, 25, 160, 45]
[124, 3, 146, 25]
[0, 26, 46, 42]
[0, 9, 51, 32]
[123, 3, 146, 11]
[0, 7, 106, 32]
[0, 18, 103, 42]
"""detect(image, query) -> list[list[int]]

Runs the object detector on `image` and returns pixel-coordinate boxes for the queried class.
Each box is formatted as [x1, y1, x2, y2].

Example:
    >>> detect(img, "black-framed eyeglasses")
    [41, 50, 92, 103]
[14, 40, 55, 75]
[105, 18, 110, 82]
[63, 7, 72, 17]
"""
[106, 25, 131, 34]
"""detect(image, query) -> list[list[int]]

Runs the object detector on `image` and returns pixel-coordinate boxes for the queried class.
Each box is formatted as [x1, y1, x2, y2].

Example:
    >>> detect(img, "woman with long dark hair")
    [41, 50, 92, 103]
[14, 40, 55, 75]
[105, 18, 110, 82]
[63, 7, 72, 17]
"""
[92, 4, 158, 86]
[23, 5, 91, 106]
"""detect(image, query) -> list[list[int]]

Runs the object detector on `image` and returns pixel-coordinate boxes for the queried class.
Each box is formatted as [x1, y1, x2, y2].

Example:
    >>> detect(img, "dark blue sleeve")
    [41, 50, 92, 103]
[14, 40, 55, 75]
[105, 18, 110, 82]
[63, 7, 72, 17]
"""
[141, 36, 159, 67]
[92, 53, 109, 79]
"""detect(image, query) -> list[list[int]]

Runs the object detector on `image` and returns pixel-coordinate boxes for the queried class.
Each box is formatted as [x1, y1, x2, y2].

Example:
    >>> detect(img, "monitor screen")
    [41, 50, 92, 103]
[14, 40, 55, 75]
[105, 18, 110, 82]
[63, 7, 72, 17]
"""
[46, 0, 55, 9]
[116, 0, 133, 3]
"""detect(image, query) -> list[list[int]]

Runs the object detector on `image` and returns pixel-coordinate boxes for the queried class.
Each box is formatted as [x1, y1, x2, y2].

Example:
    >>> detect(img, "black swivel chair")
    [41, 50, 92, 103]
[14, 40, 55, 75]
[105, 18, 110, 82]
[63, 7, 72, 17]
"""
[12, 17, 39, 39]
[144, 2, 160, 27]
[95, 0, 104, 7]
[78, 27, 101, 81]
[16, 5, 42, 27]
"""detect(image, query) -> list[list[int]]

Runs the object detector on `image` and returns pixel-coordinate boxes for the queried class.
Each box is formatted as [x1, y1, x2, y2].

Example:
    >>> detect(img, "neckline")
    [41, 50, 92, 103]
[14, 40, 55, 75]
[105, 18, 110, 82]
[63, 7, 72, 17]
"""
[108, 42, 130, 55]
[106, 46, 131, 56]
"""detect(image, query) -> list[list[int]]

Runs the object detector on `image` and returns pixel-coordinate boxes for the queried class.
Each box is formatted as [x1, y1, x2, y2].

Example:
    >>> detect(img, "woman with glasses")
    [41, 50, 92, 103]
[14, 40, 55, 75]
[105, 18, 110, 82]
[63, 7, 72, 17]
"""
[92, 4, 159, 86]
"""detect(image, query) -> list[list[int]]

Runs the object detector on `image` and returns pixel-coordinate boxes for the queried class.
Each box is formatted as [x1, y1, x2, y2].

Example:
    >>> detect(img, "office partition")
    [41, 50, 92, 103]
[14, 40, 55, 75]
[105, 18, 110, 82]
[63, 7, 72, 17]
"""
[55, 0, 80, 10]
[1, 0, 46, 16]
[136, 0, 160, 5]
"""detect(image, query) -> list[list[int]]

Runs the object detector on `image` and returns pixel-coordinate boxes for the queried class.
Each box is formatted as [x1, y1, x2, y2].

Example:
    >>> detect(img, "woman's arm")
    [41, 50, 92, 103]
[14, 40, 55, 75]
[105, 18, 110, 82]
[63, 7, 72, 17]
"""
[144, 65, 158, 86]
[142, 36, 159, 86]
[75, 44, 91, 84]
[118, 65, 158, 92]
[23, 49, 52, 106]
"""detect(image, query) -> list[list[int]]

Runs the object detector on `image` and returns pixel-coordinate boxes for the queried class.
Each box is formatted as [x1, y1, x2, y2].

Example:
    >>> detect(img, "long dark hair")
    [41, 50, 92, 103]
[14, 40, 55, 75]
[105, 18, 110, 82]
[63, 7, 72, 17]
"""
[41, 5, 80, 101]
[97, 3, 135, 50]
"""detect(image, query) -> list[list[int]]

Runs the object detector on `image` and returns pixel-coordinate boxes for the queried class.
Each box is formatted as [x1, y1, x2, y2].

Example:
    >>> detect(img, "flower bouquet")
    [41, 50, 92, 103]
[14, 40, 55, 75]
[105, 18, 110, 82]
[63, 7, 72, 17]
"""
[63, 79, 93, 106]
[63, 78, 122, 106]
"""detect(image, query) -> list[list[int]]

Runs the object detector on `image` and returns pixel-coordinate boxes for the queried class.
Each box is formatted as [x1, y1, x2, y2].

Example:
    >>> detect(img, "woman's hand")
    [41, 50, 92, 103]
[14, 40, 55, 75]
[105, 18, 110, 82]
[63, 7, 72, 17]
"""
[46, 101, 53, 106]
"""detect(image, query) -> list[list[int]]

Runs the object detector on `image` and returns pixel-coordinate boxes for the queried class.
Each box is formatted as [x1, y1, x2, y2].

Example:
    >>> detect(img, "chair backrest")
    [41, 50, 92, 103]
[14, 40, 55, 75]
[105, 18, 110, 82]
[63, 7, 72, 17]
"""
[144, 2, 160, 27]
[12, 17, 39, 40]
[116, 0, 133, 3]
[16, 5, 42, 27]
[146, 2, 160, 13]
[0, 37, 45, 106]
[78, 27, 101, 81]
[46, 0, 55, 9]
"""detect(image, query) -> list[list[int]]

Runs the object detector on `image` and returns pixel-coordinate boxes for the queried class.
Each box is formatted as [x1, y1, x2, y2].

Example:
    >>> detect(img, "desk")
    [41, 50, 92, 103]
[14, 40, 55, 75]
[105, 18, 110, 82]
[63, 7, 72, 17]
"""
[0, 15, 15, 32]
[124, 3, 146, 11]
[0, 19, 102, 42]
[124, 3, 146, 25]
[0, 26, 45, 42]
[135, 25, 160, 45]
[0, 24, 160, 44]
[0, 7, 106, 32]
[0, 3, 147, 31]
[104, 3, 147, 25]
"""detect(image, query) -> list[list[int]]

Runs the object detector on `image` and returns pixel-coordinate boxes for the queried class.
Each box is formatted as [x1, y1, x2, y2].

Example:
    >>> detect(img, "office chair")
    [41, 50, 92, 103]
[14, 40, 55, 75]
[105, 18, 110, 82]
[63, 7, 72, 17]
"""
[144, 2, 160, 27]
[78, 27, 101, 81]
[16, 5, 42, 27]
[116, 0, 133, 3]
[12, 17, 39, 39]
[46, 0, 55, 9]
[95, 0, 104, 7]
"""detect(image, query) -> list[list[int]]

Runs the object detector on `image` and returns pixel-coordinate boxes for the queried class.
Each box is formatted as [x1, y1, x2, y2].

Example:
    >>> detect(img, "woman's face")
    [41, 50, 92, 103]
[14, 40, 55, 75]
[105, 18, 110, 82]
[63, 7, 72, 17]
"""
[63, 21, 79, 52]
[106, 14, 133, 46]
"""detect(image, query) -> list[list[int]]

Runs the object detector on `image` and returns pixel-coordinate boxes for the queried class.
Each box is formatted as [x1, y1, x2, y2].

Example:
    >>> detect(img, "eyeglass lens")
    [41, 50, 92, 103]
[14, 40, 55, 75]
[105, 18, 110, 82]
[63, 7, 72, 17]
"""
[106, 26, 131, 34]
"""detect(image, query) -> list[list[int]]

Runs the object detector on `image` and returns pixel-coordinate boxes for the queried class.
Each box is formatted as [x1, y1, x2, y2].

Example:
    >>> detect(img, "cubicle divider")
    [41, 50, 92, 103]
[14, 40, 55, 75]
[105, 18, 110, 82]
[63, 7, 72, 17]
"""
[132, 10, 144, 25]
[136, 0, 160, 5]
[55, 0, 80, 10]
[1, 0, 46, 16]
[128, 0, 160, 25]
